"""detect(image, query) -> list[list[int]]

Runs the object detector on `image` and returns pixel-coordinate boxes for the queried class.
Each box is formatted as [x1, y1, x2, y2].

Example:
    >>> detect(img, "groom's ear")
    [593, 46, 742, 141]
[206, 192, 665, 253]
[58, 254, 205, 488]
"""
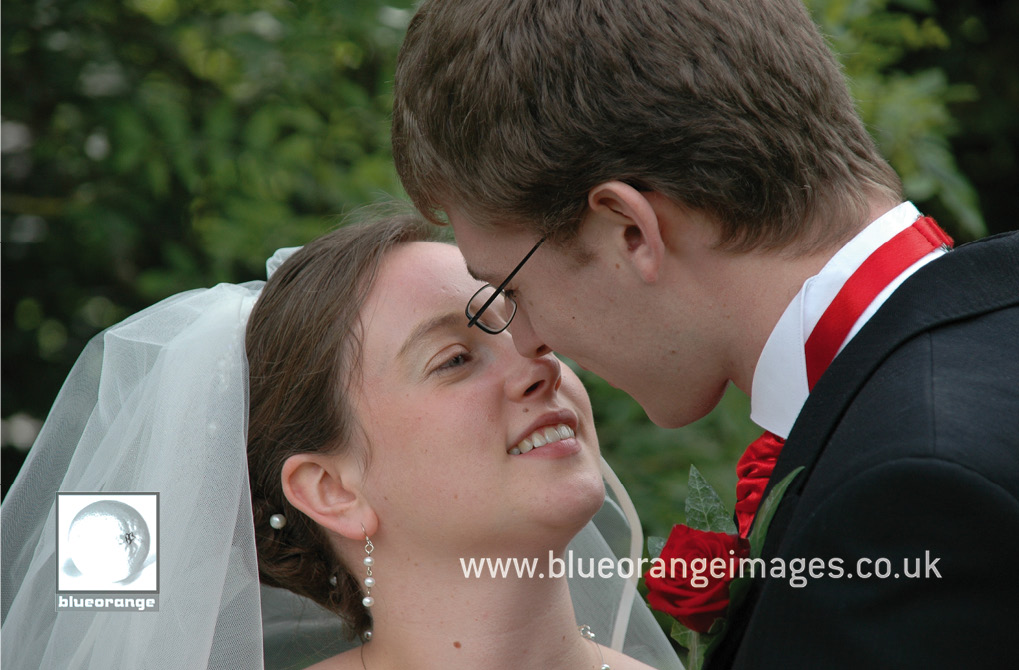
[586, 181, 666, 284]
[281, 452, 378, 540]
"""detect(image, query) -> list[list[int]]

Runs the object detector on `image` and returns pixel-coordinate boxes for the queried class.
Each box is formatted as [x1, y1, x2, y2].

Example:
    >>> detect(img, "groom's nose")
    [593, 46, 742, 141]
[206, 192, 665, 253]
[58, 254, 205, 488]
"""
[508, 308, 552, 358]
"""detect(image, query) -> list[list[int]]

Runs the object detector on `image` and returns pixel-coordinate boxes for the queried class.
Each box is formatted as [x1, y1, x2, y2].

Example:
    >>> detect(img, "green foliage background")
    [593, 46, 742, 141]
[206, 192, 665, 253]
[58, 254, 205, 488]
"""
[3, 0, 1016, 551]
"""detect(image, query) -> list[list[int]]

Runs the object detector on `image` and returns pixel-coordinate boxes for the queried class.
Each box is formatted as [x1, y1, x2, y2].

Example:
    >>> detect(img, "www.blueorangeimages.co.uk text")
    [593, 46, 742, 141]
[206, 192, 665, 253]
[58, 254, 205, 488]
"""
[460, 550, 941, 588]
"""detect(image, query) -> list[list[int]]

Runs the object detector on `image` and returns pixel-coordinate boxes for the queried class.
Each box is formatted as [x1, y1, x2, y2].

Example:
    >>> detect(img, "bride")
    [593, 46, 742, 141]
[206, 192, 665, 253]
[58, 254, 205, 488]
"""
[1, 212, 682, 669]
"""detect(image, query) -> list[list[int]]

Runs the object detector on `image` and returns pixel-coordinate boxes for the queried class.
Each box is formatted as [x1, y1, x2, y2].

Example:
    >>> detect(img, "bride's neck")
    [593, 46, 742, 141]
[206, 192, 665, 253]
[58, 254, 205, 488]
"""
[356, 547, 600, 670]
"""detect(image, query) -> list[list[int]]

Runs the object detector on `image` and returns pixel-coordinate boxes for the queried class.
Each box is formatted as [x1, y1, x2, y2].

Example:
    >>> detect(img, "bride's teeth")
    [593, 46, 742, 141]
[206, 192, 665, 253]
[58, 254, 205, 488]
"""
[510, 424, 575, 454]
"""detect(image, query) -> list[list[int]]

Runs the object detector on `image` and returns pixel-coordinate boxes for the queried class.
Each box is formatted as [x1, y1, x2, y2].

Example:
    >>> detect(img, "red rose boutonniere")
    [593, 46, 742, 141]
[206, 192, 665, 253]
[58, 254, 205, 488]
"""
[646, 525, 750, 634]
[644, 465, 803, 670]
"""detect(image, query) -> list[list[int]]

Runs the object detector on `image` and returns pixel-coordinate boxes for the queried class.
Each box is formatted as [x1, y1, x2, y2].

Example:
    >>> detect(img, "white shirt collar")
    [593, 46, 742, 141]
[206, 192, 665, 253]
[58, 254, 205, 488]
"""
[749, 202, 946, 438]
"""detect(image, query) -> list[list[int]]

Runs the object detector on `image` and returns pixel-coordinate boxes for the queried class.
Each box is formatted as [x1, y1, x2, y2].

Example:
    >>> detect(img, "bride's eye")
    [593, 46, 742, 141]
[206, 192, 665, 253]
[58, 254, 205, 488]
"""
[442, 353, 467, 369]
[434, 350, 473, 374]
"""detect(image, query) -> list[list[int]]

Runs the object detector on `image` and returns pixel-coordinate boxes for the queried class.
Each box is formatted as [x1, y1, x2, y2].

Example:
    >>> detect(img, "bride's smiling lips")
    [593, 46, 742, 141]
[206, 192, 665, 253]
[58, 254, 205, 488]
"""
[508, 409, 581, 458]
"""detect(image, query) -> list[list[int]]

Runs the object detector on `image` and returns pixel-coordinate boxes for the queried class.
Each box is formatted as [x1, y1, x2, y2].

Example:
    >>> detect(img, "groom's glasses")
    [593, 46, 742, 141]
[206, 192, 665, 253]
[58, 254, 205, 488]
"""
[465, 237, 546, 334]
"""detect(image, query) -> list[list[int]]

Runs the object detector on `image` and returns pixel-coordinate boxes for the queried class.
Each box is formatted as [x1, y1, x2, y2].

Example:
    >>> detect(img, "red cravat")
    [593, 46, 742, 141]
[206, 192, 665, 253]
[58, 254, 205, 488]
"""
[734, 216, 952, 537]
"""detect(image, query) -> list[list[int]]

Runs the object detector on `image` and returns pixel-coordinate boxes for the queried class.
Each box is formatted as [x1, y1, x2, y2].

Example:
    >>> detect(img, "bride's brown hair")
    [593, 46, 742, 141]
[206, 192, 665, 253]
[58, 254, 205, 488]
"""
[245, 212, 435, 637]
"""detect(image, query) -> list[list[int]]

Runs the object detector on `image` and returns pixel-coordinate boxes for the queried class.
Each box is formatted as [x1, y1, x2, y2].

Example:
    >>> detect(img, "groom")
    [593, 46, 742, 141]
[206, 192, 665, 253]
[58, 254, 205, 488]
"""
[391, 1, 1019, 668]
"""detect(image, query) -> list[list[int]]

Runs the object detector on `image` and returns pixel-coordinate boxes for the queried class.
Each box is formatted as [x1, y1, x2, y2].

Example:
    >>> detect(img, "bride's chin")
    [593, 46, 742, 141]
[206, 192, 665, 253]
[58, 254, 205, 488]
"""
[541, 472, 607, 539]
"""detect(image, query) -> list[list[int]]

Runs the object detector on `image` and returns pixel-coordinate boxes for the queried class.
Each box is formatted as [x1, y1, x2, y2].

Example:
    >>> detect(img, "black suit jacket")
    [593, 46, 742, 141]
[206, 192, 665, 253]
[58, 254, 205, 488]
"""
[708, 232, 1019, 669]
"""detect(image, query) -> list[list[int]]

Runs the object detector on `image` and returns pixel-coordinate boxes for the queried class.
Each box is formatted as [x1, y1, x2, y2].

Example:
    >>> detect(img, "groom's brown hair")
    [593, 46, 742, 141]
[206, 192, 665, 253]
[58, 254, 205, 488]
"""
[392, 0, 901, 251]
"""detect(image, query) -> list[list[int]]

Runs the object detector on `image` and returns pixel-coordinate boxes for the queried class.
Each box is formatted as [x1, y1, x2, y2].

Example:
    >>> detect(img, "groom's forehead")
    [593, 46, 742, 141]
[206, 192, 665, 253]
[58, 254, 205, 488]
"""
[447, 213, 525, 283]
[454, 236, 500, 284]
[466, 269, 492, 285]
[462, 259, 503, 286]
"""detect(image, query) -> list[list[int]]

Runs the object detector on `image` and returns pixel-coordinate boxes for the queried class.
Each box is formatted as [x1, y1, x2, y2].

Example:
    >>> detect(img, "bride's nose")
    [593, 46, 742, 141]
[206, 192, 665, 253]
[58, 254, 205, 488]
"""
[506, 351, 562, 400]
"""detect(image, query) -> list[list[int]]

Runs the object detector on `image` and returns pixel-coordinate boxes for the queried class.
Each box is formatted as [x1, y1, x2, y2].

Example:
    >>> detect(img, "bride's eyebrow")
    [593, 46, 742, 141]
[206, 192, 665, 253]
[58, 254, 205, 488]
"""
[397, 311, 464, 360]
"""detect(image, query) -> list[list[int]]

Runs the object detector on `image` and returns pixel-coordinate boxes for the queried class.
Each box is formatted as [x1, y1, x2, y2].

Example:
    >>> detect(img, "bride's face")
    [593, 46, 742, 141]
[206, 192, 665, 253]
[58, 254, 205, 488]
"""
[351, 241, 605, 555]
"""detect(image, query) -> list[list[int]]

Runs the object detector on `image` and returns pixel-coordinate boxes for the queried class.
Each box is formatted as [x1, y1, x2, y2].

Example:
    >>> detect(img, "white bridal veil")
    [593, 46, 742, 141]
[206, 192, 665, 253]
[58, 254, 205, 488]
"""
[1, 251, 682, 670]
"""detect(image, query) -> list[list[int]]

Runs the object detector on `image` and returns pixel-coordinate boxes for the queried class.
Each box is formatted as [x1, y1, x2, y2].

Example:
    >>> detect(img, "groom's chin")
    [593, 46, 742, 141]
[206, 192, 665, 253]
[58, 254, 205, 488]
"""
[640, 380, 731, 430]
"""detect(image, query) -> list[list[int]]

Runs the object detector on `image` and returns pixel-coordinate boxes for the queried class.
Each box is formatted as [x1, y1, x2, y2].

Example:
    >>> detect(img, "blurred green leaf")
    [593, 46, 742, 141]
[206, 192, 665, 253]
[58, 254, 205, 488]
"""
[2, 0, 415, 430]
[685, 466, 737, 534]
[648, 535, 667, 561]
[807, 0, 987, 237]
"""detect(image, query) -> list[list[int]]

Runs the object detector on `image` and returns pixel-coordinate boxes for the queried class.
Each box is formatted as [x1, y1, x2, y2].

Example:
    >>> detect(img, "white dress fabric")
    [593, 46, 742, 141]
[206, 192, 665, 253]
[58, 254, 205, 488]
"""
[1, 257, 682, 669]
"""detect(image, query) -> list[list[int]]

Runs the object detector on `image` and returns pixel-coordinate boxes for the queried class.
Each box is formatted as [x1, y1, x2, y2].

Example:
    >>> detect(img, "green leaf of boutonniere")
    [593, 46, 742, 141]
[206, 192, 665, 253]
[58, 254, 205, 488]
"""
[747, 466, 804, 560]
[671, 618, 726, 670]
[671, 620, 697, 650]
[685, 465, 738, 534]
[647, 535, 667, 560]
[672, 620, 710, 670]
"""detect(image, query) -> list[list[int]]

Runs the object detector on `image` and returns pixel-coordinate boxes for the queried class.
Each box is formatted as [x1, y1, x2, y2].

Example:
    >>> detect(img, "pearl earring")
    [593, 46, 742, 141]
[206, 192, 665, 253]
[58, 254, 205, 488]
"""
[269, 513, 286, 529]
[361, 524, 375, 609]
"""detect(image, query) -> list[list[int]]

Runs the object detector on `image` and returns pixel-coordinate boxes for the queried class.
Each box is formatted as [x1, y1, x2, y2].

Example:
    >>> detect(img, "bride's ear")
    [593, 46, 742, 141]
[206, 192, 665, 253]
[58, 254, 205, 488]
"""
[281, 453, 378, 540]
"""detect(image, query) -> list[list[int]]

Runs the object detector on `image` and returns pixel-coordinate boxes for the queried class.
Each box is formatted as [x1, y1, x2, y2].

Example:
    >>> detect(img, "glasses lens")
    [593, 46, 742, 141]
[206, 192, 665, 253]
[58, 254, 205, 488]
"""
[468, 286, 517, 332]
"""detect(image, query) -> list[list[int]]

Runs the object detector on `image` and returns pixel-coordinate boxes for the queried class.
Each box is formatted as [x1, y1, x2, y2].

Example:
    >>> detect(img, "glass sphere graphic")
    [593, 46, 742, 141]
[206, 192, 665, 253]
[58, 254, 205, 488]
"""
[67, 500, 150, 582]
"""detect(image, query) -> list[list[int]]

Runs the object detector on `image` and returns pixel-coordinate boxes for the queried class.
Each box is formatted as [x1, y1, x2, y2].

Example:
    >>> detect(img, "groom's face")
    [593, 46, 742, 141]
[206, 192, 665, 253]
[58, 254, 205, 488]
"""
[449, 208, 732, 429]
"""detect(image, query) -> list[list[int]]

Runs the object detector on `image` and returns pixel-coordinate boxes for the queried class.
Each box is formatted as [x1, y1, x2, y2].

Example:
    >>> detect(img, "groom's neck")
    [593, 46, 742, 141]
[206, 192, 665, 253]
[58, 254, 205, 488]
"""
[723, 197, 897, 394]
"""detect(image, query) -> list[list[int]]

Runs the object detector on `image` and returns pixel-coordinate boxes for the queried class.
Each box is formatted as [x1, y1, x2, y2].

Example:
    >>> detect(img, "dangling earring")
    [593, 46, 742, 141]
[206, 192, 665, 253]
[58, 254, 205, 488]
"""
[361, 524, 375, 642]
[361, 524, 375, 609]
